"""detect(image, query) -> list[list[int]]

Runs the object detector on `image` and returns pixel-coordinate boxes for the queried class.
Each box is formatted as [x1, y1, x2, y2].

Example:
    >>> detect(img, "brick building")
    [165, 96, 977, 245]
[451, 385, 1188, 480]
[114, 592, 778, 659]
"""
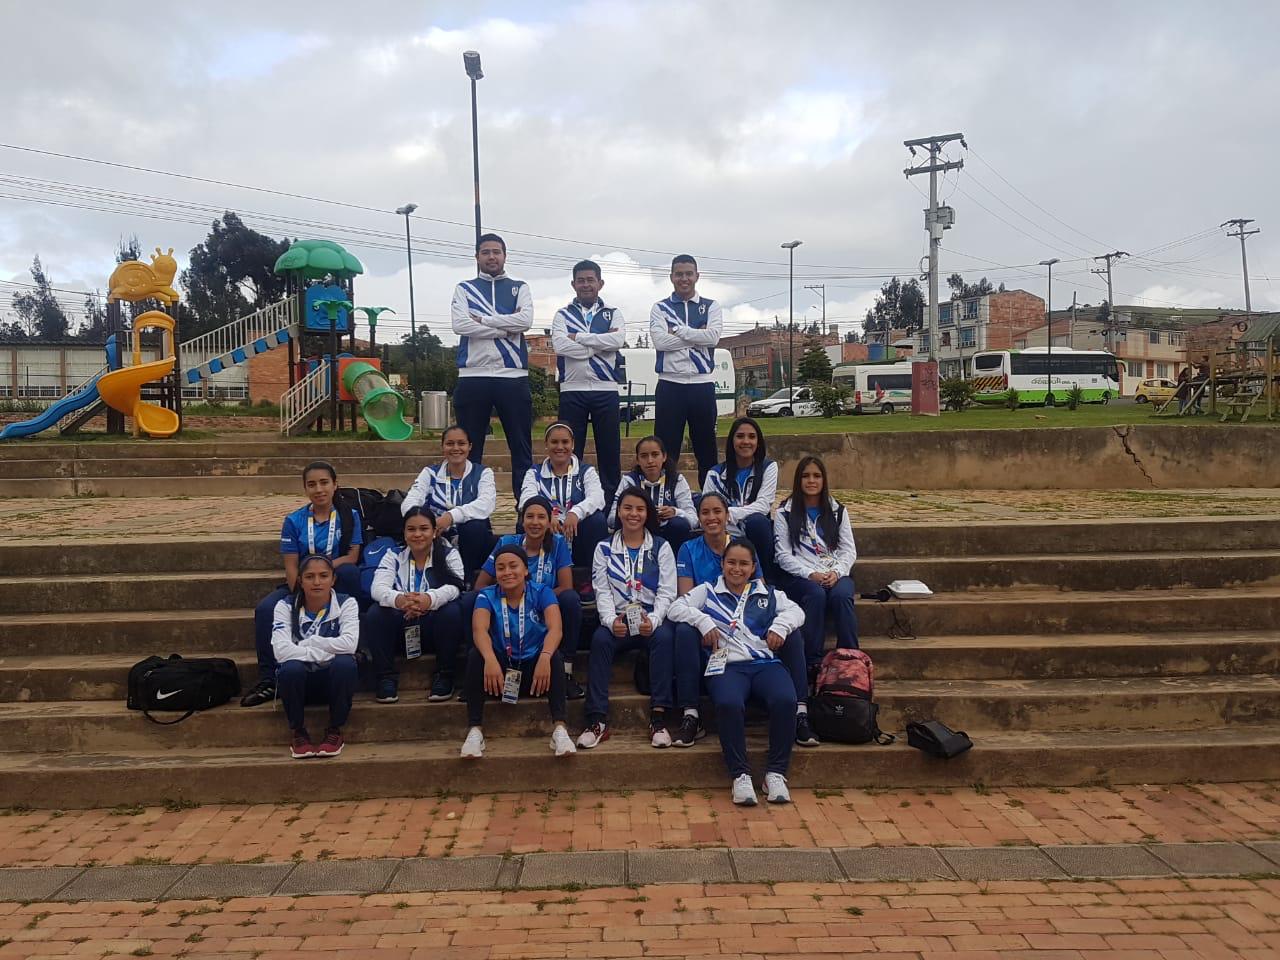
[720, 325, 841, 390]
[907, 289, 1046, 378]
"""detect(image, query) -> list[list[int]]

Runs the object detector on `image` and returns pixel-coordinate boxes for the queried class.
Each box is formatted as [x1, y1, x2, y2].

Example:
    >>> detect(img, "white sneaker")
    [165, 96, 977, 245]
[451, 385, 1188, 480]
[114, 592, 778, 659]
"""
[732, 773, 758, 806]
[650, 722, 672, 749]
[764, 772, 791, 804]
[460, 727, 485, 759]
[551, 726, 577, 757]
[576, 721, 608, 749]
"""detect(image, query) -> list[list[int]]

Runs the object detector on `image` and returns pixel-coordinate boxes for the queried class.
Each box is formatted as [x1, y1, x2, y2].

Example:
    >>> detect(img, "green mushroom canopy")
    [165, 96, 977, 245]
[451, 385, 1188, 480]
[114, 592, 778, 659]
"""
[273, 239, 365, 280]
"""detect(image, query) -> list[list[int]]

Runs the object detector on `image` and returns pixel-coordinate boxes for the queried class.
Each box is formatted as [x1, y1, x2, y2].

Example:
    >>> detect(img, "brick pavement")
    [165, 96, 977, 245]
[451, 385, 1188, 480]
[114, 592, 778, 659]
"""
[2, 877, 1279, 959]
[1, 783, 1277, 869]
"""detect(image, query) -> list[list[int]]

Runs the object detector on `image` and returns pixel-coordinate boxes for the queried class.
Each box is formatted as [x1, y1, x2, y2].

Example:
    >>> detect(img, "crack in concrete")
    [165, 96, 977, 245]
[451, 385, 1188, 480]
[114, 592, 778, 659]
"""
[1112, 426, 1157, 487]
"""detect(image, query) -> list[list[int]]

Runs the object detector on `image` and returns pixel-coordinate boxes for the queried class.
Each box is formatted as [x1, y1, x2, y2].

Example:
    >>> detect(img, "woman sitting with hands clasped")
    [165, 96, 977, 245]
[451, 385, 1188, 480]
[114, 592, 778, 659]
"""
[364, 507, 469, 704]
[518, 421, 608, 568]
[668, 538, 804, 806]
[402, 424, 498, 576]
[461, 546, 576, 759]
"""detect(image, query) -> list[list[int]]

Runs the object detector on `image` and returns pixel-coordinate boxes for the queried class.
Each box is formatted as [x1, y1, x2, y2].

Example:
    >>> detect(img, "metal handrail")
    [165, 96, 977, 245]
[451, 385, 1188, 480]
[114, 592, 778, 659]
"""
[180, 295, 298, 372]
[280, 360, 329, 434]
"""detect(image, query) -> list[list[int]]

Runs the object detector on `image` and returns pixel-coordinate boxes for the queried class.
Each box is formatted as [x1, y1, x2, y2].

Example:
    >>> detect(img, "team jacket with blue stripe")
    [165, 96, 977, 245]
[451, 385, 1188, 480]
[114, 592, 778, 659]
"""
[402, 460, 497, 523]
[773, 496, 858, 579]
[607, 469, 697, 532]
[591, 530, 677, 628]
[649, 293, 722, 384]
[667, 578, 805, 664]
[518, 457, 606, 521]
[552, 299, 625, 393]
[271, 590, 360, 666]
[450, 273, 534, 378]
[702, 459, 779, 535]
[370, 544, 465, 610]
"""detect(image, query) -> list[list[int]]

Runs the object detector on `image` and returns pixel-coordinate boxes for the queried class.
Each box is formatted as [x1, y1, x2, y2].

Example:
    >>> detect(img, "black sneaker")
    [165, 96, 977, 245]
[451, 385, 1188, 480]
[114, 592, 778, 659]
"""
[795, 713, 821, 747]
[672, 713, 706, 748]
[376, 677, 400, 704]
[240, 679, 275, 707]
[429, 673, 454, 702]
[564, 675, 585, 701]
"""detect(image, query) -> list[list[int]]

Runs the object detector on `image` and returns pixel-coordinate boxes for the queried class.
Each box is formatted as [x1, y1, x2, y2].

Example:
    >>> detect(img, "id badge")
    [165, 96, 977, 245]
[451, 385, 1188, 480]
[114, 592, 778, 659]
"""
[502, 668, 522, 704]
[625, 603, 644, 636]
[704, 650, 728, 677]
[403, 624, 422, 660]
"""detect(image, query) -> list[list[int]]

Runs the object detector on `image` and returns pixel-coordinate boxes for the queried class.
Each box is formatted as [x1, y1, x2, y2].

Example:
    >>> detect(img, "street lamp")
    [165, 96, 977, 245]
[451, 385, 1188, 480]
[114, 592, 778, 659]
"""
[1039, 258, 1060, 405]
[395, 203, 420, 401]
[782, 240, 802, 399]
[463, 50, 484, 248]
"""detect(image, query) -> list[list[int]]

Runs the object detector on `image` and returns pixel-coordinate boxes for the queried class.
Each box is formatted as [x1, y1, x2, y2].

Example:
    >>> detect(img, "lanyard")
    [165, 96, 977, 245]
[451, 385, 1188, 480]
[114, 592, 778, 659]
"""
[806, 515, 829, 557]
[643, 478, 665, 505]
[438, 465, 464, 508]
[725, 582, 755, 635]
[523, 538, 548, 585]
[624, 545, 644, 602]
[300, 606, 328, 640]
[499, 591, 527, 659]
[401, 553, 427, 593]
[307, 510, 339, 556]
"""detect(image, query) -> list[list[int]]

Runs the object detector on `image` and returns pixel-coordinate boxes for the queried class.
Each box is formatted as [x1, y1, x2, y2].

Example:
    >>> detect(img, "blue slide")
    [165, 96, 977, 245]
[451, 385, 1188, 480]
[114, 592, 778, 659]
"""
[0, 336, 119, 441]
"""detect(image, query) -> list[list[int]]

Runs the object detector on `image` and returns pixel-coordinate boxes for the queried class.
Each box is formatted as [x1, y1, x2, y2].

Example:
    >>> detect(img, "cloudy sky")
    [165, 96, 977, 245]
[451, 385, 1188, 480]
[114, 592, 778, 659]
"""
[2, 0, 1279, 344]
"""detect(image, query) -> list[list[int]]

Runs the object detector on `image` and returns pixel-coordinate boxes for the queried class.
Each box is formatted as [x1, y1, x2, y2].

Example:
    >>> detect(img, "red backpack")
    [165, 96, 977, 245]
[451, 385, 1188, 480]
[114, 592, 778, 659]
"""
[810, 648, 894, 744]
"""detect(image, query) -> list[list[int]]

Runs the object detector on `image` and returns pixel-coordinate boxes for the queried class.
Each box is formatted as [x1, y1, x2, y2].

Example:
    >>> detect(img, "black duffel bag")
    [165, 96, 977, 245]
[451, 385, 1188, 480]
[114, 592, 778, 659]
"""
[126, 655, 241, 725]
[906, 719, 974, 759]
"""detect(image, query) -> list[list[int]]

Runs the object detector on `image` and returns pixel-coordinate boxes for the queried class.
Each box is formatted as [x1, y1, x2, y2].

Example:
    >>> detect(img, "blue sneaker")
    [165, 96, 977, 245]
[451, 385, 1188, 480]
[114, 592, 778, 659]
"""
[375, 678, 399, 704]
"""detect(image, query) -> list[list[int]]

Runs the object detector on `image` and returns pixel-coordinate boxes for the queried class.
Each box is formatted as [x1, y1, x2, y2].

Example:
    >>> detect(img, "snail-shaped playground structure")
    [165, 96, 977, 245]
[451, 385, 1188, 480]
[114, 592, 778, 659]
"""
[108, 247, 180, 306]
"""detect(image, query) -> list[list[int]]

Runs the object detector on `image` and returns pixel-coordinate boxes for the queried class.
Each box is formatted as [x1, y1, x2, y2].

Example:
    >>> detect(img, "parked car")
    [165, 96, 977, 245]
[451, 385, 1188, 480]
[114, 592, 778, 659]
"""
[746, 387, 819, 418]
[1134, 378, 1177, 404]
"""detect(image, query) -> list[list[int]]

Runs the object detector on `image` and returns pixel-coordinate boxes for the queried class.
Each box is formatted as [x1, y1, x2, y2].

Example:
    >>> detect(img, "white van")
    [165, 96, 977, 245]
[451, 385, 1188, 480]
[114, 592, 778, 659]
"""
[615, 348, 736, 418]
[832, 361, 914, 414]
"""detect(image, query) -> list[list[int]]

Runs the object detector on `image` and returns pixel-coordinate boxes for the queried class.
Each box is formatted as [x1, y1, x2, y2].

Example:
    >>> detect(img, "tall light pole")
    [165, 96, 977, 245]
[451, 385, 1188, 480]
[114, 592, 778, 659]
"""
[782, 240, 802, 398]
[463, 50, 484, 248]
[1039, 258, 1060, 405]
[395, 203, 420, 400]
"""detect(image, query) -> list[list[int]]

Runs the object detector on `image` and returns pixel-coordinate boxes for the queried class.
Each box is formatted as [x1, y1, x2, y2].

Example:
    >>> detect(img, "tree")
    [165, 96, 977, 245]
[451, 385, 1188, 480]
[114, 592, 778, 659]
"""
[77, 236, 142, 341]
[388, 328, 458, 394]
[797, 340, 833, 384]
[528, 364, 558, 419]
[10, 256, 70, 340]
[180, 212, 290, 338]
[862, 276, 925, 340]
[947, 273, 1000, 298]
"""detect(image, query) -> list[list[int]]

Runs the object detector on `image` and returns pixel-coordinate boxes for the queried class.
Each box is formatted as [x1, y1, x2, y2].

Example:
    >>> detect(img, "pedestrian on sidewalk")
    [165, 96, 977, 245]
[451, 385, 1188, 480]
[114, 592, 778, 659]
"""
[401, 424, 497, 577]
[517, 422, 608, 568]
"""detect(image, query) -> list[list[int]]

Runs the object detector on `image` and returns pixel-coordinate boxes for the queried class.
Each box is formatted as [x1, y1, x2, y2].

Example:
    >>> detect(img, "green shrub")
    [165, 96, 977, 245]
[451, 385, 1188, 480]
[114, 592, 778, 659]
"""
[1003, 388, 1021, 410]
[940, 376, 976, 412]
[1066, 384, 1084, 410]
[810, 382, 849, 418]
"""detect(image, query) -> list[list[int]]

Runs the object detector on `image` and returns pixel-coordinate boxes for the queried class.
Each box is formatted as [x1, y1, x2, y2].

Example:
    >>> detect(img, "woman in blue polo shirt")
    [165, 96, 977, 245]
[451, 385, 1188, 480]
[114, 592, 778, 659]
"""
[517, 422, 607, 568]
[608, 436, 696, 553]
[364, 507, 470, 704]
[461, 545, 575, 759]
[475, 496, 583, 700]
[243, 461, 363, 708]
[271, 553, 360, 760]
[668, 539, 805, 806]
[402, 424, 497, 577]
[701, 417, 778, 574]
[576, 488, 678, 751]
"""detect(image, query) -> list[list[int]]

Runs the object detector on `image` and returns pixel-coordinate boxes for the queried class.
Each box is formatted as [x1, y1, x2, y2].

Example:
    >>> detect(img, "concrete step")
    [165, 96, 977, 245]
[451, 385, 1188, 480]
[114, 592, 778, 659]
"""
[5, 633, 1280, 701]
[4, 675, 1278, 753]
[0, 571, 278, 614]
[2, 725, 1279, 808]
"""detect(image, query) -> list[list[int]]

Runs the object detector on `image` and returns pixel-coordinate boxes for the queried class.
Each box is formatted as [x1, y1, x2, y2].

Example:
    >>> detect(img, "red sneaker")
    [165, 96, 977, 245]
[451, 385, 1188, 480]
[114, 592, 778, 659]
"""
[315, 727, 344, 758]
[290, 730, 315, 759]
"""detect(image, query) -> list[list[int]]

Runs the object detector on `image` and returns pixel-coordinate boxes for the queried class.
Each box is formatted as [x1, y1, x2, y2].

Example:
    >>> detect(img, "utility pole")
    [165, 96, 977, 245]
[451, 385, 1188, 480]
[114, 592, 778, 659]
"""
[1070, 291, 1077, 349]
[904, 133, 964, 362]
[1040, 258, 1060, 405]
[804, 283, 826, 336]
[1222, 219, 1260, 314]
[1091, 250, 1129, 352]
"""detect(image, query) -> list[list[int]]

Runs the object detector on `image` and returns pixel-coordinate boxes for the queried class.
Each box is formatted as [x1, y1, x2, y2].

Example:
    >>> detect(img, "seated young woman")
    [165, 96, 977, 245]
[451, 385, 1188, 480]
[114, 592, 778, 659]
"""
[701, 416, 778, 573]
[243, 460, 363, 708]
[667, 539, 804, 806]
[608, 435, 696, 554]
[364, 507, 470, 705]
[271, 553, 360, 760]
[402, 424, 498, 577]
[517, 421, 608, 568]
[460, 545, 576, 759]
[475, 496, 584, 700]
[576, 488, 678, 750]
[773, 455, 859, 679]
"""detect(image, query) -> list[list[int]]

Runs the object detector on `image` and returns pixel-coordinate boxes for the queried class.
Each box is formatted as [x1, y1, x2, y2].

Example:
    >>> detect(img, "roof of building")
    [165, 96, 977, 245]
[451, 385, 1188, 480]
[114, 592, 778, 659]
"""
[0, 339, 110, 347]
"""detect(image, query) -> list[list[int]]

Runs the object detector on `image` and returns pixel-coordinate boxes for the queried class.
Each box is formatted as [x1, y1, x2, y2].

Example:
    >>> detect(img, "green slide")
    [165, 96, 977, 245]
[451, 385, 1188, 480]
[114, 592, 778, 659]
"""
[343, 361, 413, 441]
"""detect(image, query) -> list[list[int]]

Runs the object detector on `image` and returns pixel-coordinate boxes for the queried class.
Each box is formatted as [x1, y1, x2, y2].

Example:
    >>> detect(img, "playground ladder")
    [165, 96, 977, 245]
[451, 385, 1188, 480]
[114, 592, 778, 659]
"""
[280, 359, 330, 435]
[180, 296, 300, 385]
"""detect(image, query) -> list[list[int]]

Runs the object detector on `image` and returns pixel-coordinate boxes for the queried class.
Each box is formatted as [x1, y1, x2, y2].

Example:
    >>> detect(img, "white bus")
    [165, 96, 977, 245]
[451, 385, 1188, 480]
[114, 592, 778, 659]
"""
[615, 348, 736, 418]
[969, 348, 1122, 405]
[832, 360, 915, 414]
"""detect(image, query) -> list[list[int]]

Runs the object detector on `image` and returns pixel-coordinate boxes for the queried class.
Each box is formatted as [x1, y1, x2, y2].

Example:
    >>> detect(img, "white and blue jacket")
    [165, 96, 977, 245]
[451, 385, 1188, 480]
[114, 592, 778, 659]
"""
[271, 590, 360, 666]
[450, 273, 534, 379]
[402, 460, 497, 524]
[773, 496, 858, 579]
[552, 299, 625, 393]
[591, 530, 677, 629]
[702, 459, 779, 535]
[649, 293, 722, 384]
[370, 544, 465, 611]
[607, 469, 697, 533]
[518, 456, 606, 521]
[668, 577, 805, 665]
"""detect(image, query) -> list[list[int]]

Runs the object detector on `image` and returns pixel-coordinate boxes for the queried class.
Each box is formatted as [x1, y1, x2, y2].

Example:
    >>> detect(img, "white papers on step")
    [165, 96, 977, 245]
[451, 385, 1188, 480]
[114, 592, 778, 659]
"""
[888, 579, 933, 598]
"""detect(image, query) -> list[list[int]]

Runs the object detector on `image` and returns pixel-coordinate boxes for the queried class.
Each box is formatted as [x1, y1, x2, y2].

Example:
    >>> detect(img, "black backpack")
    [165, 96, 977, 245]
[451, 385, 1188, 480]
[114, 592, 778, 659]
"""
[808, 648, 895, 745]
[127, 655, 241, 724]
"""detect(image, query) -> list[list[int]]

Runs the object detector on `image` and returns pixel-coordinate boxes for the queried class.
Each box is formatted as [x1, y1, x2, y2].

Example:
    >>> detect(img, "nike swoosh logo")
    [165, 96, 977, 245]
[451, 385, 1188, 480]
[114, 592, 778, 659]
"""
[155, 689, 182, 700]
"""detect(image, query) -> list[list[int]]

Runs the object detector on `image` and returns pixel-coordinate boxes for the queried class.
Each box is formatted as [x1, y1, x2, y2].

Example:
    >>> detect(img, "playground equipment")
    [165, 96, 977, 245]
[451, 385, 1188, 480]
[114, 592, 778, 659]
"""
[97, 311, 180, 437]
[0, 336, 122, 440]
[341, 359, 413, 441]
[108, 248, 180, 305]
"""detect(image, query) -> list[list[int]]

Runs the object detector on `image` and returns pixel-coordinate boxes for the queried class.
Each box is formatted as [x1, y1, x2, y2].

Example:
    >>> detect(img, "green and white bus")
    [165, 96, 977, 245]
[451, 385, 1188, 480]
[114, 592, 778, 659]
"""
[969, 348, 1122, 405]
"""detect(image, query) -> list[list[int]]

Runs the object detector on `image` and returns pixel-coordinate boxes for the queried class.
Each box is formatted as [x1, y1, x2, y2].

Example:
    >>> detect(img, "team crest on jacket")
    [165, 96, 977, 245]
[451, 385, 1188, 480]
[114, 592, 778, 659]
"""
[756, 597, 769, 609]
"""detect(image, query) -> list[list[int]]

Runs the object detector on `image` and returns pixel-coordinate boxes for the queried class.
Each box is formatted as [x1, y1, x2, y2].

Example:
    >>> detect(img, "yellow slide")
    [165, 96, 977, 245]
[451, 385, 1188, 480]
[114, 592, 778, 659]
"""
[97, 311, 181, 438]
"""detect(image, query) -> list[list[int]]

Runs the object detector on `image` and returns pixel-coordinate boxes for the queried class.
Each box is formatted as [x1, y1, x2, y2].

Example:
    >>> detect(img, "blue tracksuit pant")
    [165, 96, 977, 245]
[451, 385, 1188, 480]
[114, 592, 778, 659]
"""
[779, 573, 859, 667]
[673, 625, 809, 708]
[277, 654, 358, 731]
[361, 593, 471, 681]
[584, 622, 675, 723]
[559, 390, 622, 495]
[708, 659, 796, 778]
[453, 375, 533, 496]
[740, 513, 776, 577]
[654, 380, 718, 484]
